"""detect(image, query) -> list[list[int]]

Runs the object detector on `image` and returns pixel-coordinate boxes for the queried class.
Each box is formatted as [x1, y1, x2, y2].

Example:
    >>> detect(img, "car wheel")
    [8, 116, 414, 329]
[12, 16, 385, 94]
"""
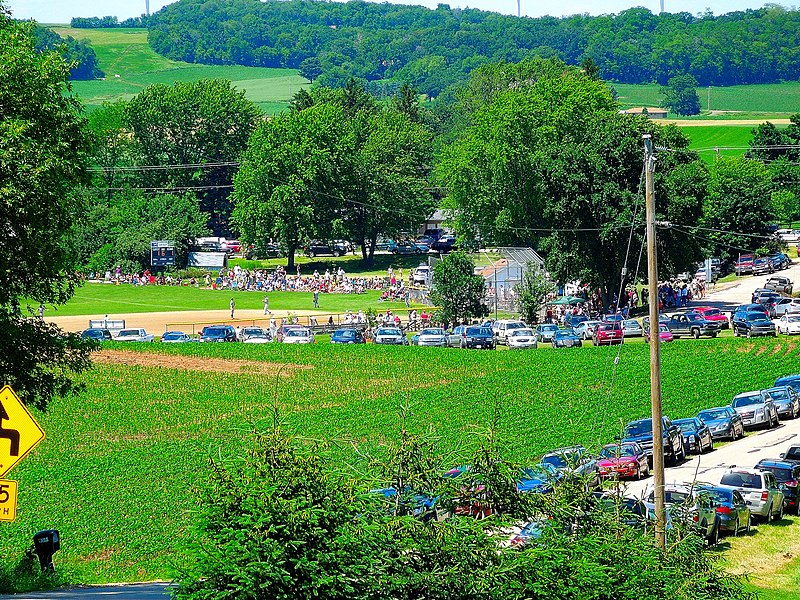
[333, 250, 341, 257]
[707, 438, 714, 452]
[692, 328, 701, 339]
[309, 251, 316, 258]
[746, 329, 752, 338]
[711, 332, 718, 338]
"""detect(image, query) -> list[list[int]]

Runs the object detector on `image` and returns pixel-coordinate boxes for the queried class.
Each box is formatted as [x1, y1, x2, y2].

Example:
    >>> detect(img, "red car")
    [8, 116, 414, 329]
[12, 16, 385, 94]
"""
[597, 442, 650, 480]
[645, 323, 674, 343]
[593, 322, 623, 345]
[691, 306, 730, 329]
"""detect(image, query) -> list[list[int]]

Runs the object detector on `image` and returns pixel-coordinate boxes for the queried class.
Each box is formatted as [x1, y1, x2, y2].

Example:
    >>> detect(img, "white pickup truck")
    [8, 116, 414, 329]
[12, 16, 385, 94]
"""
[115, 328, 155, 342]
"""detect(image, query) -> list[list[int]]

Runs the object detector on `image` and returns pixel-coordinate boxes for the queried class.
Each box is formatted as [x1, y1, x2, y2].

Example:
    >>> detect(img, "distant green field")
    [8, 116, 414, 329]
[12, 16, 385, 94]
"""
[52, 27, 308, 113]
[683, 125, 757, 162]
[614, 82, 800, 115]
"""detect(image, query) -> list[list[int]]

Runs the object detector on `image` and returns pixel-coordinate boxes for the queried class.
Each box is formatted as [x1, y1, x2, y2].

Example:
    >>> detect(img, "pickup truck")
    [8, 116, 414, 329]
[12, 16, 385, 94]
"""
[764, 276, 793, 295]
[115, 328, 155, 342]
[667, 313, 719, 339]
[622, 416, 685, 466]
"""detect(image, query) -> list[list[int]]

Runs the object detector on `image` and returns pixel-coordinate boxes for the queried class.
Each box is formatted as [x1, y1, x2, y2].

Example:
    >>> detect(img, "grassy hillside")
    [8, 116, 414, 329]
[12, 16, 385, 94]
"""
[614, 82, 800, 115]
[51, 27, 308, 113]
[682, 125, 757, 162]
[0, 338, 797, 590]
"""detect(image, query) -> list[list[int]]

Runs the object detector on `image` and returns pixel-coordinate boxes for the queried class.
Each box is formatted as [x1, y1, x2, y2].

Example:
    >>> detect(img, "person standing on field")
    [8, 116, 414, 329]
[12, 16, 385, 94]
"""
[229, 297, 235, 319]
[263, 295, 272, 315]
[313, 289, 319, 309]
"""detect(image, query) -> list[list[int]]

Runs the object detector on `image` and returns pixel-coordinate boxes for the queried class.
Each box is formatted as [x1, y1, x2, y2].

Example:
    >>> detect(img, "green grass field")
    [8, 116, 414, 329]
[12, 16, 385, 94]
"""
[613, 82, 800, 115]
[683, 125, 759, 162]
[0, 337, 798, 592]
[51, 27, 308, 113]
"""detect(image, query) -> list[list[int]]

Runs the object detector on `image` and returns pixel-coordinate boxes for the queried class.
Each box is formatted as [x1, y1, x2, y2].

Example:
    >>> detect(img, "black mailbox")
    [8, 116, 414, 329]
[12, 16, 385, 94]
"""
[32, 529, 60, 572]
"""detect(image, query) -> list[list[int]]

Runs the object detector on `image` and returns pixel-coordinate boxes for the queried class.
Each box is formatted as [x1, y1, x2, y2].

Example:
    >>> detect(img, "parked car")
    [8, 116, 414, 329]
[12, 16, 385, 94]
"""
[735, 254, 754, 275]
[690, 306, 730, 329]
[595, 495, 649, 531]
[304, 240, 347, 257]
[563, 314, 589, 329]
[388, 240, 428, 254]
[239, 327, 270, 342]
[673, 418, 714, 454]
[516, 463, 564, 494]
[221, 239, 242, 254]
[753, 256, 774, 275]
[412, 265, 432, 286]
[373, 327, 408, 345]
[199, 325, 237, 343]
[573, 320, 601, 340]
[621, 319, 643, 337]
[667, 313, 719, 339]
[81, 328, 112, 341]
[765, 275, 794, 295]
[430, 235, 457, 253]
[696, 406, 745, 440]
[552, 329, 582, 348]
[282, 328, 315, 344]
[540, 446, 599, 490]
[773, 298, 800, 318]
[417, 327, 448, 347]
[493, 320, 528, 344]
[775, 373, 800, 391]
[370, 486, 437, 522]
[242, 331, 272, 344]
[776, 229, 800, 243]
[731, 390, 780, 429]
[115, 328, 155, 342]
[593, 322, 624, 345]
[764, 385, 800, 419]
[780, 444, 800, 465]
[331, 328, 366, 344]
[460, 326, 496, 349]
[160, 331, 194, 343]
[732, 308, 776, 338]
[622, 416, 685, 465]
[754, 459, 800, 515]
[531, 323, 558, 343]
[719, 468, 785, 523]
[245, 242, 284, 259]
[276, 324, 304, 342]
[769, 252, 790, 270]
[596, 442, 650, 480]
[645, 323, 674, 343]
[695, 484, 751, 536]
[646, 484, 720, 545]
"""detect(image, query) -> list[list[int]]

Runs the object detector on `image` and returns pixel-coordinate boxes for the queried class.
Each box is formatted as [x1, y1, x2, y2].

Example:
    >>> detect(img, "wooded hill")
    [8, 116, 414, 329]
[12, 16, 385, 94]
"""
[143, 0, 800, 95]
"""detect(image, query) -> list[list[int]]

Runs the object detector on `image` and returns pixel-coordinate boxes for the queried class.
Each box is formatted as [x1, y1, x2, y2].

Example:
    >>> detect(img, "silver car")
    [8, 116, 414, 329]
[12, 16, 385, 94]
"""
[373, 327, 408, 345]
[731, 390, 780, 429]
[622, 319, 643, 337]
[719, 469, 785, 522]
[765, 386, 800, 419]
[574, 320, 601, 340]
[417, 327, 448, 347]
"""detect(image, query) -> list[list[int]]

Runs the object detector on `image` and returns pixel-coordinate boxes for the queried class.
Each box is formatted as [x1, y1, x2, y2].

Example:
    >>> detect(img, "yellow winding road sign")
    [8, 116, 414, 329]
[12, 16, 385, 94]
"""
[0, 386, 45, 479]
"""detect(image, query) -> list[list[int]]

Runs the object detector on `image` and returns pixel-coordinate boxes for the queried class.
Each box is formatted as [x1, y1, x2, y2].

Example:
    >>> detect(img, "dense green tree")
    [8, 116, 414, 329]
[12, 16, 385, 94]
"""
[0, 7, 94, 409]
[660, 74, 701, 116]
[32, 25, 104, 80]
[429, 251, 488, 325]
[515, 265, 556, 325]
[299, 56, 322, 82]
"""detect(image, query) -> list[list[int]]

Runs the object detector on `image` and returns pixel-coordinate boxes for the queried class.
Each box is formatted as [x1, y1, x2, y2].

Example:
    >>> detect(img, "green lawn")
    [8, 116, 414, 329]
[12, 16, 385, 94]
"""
[613, 82, 800, 115]
[51, 27, 308, 113]
[0, 337, 797, 589]
[683, 125, 758, 162]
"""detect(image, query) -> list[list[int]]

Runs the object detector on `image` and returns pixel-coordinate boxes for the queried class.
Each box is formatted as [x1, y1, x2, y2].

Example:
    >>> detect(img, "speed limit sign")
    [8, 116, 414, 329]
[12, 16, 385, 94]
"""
[0, 480, 18, 522]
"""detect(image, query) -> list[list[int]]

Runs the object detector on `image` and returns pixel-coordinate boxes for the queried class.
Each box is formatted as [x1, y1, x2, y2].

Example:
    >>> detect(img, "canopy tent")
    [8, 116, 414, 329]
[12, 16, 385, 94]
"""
[549, 296, 585, 305]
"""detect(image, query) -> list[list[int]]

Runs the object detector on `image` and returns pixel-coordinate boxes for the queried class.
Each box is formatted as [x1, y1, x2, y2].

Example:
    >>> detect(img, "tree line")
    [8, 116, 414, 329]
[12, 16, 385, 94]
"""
[32, 24, 104, 80]
[142, 0, 800, 96]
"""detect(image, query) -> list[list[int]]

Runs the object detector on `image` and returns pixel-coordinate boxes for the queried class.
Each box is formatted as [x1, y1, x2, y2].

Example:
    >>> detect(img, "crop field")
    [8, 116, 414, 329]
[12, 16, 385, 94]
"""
[0, 337, 798, 588]
[682, 126, 759, 162]
[50, 27, 307, 113]
[614, 82, 800, 115]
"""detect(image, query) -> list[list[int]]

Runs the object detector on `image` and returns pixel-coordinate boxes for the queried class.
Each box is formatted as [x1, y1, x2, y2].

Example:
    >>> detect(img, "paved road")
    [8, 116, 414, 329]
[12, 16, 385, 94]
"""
[0, 583, 172, 599]
[698, 258, 800, 313]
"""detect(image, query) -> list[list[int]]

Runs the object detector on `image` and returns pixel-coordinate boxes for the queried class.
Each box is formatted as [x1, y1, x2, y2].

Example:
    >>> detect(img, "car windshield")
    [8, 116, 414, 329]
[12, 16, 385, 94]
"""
[599, 324, 618, 331]
[698, 408, 729, 421]
[658, 324, 669, 333]
[732, 393, 763, 407]
[599, 444, 637, 458]
[540, 325, 558, 332]
[624, 320, 640, 327]
[377, 328, 401, 336]
[720, 472, 763, 489]
[702, 489, 732, 504]
[747, 312, 767, 320]
[767, 388, 789, 401]
[162, 332, 184, 340]
[118, 330, 137, 336]
[506, 322, 525, 331]
[520, 463, 557, 480]
[421, 328, 443, 335]
[286, 329, 309, 337]
[469, 327, 492, 335]
[554, 331, 573, 339]
[242, 328, 263, 335]
[625, 421, 652, 436]
[676, 421, 698, 433]
[703, 309, 721, 317]
[664, 491, 691, 504]
[335, 330, 355, 338]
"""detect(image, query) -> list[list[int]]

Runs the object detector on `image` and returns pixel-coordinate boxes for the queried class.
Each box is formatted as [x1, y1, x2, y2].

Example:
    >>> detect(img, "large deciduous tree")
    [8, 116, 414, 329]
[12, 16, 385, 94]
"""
[438, 58, 704, 301]
[0, 7, 94, 408]
[429, 251, 488, 325]
[660, 74, 701, 116]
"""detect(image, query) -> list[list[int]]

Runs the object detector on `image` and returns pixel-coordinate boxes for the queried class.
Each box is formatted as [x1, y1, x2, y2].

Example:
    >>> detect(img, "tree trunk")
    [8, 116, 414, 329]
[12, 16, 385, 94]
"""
[286, 245, 296, 271]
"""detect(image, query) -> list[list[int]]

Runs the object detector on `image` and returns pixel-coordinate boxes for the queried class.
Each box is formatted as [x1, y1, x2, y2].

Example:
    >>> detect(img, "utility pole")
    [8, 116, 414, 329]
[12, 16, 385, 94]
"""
[707, 86, 711, 112]
[644, 134, 666, 550]
[517, 0, 521, 18]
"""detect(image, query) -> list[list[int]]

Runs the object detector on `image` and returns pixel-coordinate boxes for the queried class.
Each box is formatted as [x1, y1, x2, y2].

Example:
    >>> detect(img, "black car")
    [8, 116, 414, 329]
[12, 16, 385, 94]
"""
[769, 252, 790, 271]
[81, 328, 112, 341]
[780, 444, 800, 465]
[430, 235, 457, 253]
[304, 240, 348, 257]
[673, 418, 714, 454]
[330, 328, 366, 344]
[732, 309, 776, 338]
[245, 242, 285, 259]
[754, 459, 800, 515]
[765, 385, 800, 419]
[461, 326, 495, 349]
[200, 325, 238, 342]
[696, 406, 745, 440]
[622, 417, 685, 465]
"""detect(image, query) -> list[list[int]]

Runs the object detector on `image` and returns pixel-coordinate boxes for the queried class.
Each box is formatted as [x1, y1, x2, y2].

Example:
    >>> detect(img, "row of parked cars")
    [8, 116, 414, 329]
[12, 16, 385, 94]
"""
[735, 252, 792, 276]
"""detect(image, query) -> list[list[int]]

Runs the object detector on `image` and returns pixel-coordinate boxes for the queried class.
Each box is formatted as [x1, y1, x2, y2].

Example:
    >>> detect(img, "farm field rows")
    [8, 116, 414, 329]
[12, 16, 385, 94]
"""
[0, 338, 798, 587]
[50, 27, 307, 113]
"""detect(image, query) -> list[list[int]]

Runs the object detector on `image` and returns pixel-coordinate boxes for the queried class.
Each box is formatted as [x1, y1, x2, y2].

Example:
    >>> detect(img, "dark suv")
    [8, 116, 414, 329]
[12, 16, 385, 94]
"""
[622, 417, 685, 465]
[754, 459, 800, 515]
[200, 325, 238, 342]
[304, 240, 348, 257]
[732, 307, 776, 338]
[81, 328, 113, 341]
[753, 256, 774, 275]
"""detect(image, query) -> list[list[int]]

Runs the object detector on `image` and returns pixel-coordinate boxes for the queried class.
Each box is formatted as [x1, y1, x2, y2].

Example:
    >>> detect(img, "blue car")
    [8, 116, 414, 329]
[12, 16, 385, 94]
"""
[516, 463, 563, 494]
[553, 329, 582, 348]
[370, 486, 437, 521]
[331, 328, 366, 344]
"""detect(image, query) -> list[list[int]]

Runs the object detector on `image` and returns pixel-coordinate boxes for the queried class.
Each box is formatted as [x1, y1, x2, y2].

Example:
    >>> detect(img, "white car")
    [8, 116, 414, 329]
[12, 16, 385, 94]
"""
[417, 327, 448, 347]
[776, 229, 800, 243]
[282, 328, 315, 344]
[621, 319, 643, 337]
[413, 265, 432, 285]
[507, 328, 538, 349]
[778, 314, 800, 335]
[773, 297, 800, 317]
[492, 320, 527, 344]
[115, 328, 155, 342]
[718, 469, 785, 522]
[573, 320, 601, 340]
